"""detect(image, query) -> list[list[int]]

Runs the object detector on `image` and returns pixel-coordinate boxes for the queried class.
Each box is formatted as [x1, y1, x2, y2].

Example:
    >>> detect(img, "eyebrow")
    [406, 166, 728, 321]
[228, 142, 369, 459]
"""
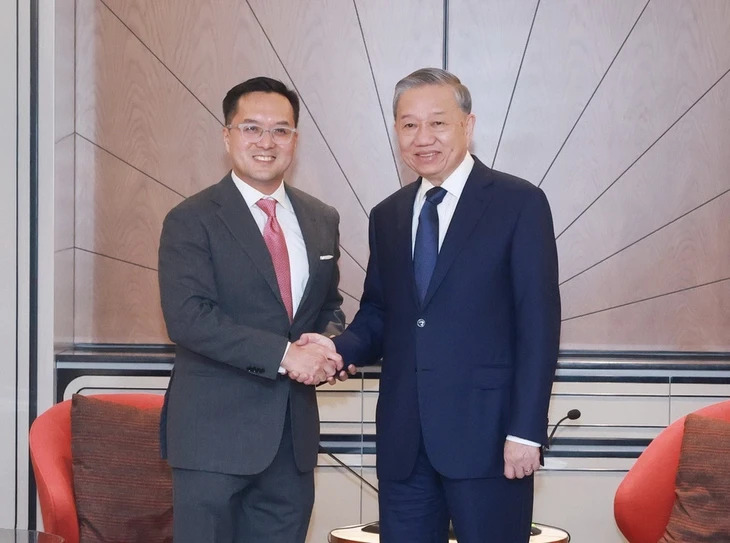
[240, 118, 293, 126]
[398, 110, 449, 120]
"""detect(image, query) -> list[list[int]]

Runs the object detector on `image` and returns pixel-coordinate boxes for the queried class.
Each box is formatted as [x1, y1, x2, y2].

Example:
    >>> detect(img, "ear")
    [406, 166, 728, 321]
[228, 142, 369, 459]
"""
[223, 126, 231, 153]
[464, 113, 476, 142]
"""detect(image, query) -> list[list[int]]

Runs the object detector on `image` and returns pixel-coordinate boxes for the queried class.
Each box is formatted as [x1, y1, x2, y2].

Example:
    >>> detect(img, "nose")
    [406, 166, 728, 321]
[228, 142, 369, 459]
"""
[256, 129, 276, 148]
[413, 124, 435, 145]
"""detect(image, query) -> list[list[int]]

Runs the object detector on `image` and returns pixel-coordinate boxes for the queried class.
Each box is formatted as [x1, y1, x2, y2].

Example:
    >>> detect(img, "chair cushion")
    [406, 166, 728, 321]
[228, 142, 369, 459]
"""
[71, 394, 173, 543]
[659, 413, 730, 542]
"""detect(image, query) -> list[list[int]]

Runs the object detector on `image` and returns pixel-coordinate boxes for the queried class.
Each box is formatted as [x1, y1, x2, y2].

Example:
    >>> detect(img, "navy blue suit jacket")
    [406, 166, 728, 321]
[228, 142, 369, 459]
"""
[334, 157, 561, 481]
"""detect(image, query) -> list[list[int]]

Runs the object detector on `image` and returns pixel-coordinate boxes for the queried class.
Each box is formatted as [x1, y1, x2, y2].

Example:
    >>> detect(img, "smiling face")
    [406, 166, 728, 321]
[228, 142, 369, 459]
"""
[394, 84, 475, 185]
[223, 91, 298, 194]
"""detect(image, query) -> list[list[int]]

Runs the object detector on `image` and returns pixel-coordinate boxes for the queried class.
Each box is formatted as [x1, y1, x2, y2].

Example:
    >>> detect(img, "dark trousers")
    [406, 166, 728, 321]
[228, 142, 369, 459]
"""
[378, 438, 533, 543]
[171, 413, 314, 543]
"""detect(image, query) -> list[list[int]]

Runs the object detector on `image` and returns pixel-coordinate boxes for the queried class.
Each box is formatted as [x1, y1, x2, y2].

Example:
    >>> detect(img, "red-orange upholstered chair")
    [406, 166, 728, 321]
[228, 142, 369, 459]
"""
[29, 394, 164, 543]
[613, 399, 730, 542]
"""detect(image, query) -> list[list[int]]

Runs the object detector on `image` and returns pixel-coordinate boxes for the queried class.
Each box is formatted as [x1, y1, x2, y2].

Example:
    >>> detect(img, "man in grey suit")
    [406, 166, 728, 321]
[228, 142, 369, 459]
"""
[158, 77, 346, 543]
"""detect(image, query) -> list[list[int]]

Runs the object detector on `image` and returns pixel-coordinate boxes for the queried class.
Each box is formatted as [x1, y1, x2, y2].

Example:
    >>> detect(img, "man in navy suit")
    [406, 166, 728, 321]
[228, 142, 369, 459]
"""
[324, 68, 560, 542]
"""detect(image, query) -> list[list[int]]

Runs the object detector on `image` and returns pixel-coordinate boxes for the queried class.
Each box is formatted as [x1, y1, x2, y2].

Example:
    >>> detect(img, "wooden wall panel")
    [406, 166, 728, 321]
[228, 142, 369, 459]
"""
[561, 191, 730, 320]
[102, 0, 285, 118]
[54, 0, 75, 141]
[557, 72, 730, 283]
[55, 136, 75, 348]
[74, 250, 168, 343]
[493, 0, 645, 182]
[337, 251, 366, 302]
[75, 0, 227, 198]
[560, 281, 730, 351]
[354, 0, 443, 183]
[247, 0, 402, 211]
[448, 0, 538, 163]
[63, 0, 730, 351]
[75, 136, 183, 269]
[54, 135, 74, 251]
[279, 114, 371, 264]
[55, 0, 76, 350]
[54, 249, 74, 349]
[101, 0, 371, 265]
[541, 0, 730, 234]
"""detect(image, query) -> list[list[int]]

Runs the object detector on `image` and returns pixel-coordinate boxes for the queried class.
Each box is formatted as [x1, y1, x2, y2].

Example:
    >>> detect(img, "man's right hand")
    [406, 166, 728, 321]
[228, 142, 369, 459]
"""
[281, 341, 342, 385]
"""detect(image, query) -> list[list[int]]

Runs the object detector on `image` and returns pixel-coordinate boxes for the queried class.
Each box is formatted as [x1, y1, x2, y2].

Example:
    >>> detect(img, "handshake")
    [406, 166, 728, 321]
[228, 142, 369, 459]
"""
[281, 333, 357, 386]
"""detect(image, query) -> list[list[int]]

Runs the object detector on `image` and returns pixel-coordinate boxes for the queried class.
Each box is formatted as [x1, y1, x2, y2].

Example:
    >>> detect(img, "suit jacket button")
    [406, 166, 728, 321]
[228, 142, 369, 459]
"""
[417, 318, 426, 328]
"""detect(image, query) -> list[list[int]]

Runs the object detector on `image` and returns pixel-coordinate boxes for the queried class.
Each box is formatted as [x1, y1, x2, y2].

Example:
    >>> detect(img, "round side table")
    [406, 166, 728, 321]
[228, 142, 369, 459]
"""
[329, 521, 570, 543]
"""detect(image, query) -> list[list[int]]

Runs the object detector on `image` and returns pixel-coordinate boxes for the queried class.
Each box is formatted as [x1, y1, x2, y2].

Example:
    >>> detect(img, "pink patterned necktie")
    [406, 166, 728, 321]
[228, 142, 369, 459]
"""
[256, 198, 293, 322]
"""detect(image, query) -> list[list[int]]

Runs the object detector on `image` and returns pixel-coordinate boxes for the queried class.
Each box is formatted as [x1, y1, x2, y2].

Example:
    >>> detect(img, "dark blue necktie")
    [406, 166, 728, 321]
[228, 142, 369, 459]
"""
[414, 186, 447, 303]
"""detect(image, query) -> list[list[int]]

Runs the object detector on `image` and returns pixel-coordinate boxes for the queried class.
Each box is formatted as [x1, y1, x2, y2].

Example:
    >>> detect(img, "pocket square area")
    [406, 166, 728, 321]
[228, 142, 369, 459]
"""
[319, 255, 334, 260]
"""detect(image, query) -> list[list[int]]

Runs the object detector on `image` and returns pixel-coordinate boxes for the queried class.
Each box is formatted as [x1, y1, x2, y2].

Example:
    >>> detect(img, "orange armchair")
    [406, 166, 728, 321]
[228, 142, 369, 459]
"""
[29, 394, 164, 543]
[613, 400, 730, 543]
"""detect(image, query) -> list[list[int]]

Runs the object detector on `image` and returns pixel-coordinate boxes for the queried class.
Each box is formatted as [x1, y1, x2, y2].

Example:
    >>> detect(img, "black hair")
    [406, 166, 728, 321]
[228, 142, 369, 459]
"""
[222, 77, 300, 126]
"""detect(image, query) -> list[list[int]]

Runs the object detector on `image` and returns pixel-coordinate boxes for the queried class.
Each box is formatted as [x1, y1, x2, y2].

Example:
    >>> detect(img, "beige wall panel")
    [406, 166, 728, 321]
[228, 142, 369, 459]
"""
[310, 469, 363, 543]
[247, 0, 401, 210]
[337, 250, 365, 300]
[448, 0, 538, 163]
[102, 0, 284, 119]
[355, 0, 443, 183]
[75, 0, 227, 198]
[339, 293, 360, 327]
[494, 0, 646, 182]
[55, 248, 75, 349]
[558, 72, 730, 283]
[337, 249, 365, 324]
[74, 249, 168, 343]
[542, 0, 730, 234]
[561, 281, 730, 351]
[561, 188, 730, 320]
[75, 136, 183, 269]
[534, 472, 626, 543]
[100, 0, 370, 265]
[54, 134, 74, 251]
[55, 0, 75, 140]
[284, 114, 370, 263]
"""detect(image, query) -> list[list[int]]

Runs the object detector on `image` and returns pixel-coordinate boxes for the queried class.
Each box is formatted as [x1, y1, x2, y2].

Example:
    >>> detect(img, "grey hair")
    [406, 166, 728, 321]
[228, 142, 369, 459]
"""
[393, 67, 472, 118]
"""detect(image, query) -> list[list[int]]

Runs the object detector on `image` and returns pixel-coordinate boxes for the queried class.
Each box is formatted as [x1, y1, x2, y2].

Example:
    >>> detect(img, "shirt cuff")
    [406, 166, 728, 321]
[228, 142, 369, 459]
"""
[506, 435, 541, 447]
[278, 342, 291, 375]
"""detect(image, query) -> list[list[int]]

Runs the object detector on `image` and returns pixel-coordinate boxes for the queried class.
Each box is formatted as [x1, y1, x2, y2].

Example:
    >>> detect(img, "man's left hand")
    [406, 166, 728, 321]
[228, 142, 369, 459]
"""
[503, 440, 541, 479]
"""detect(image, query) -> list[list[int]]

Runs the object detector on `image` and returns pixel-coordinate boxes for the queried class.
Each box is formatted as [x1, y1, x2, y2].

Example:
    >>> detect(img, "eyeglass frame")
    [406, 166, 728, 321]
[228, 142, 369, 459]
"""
[225, 122, 298, 145]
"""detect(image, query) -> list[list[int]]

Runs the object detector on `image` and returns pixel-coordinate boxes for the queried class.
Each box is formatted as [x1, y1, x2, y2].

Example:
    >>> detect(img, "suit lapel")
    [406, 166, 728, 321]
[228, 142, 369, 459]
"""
[213, 175, 286, 312]
[422, 160, 495, 307]
[394, 182, 422, 307]
[287, 187, 320, 321]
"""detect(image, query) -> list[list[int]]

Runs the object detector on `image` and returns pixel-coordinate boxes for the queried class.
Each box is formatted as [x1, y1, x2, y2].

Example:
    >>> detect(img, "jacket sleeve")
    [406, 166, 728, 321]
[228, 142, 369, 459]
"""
[158, 204, 288, 379]
[507, 188, 561, 445]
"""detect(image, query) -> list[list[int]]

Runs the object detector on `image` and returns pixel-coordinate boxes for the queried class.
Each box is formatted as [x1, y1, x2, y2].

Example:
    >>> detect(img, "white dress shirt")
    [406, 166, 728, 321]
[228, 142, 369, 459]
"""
[411, 153, 539, 449]
[231, 173, 310, 372]
[231, 172, 309, 315]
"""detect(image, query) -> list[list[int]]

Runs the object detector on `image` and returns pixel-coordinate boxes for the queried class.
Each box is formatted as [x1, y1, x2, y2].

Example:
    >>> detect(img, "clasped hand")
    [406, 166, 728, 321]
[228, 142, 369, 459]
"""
[281, 333, 357, 386]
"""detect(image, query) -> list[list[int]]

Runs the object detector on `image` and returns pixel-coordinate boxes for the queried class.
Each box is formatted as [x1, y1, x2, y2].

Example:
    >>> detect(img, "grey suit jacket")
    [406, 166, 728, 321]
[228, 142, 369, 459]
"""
[158, 174, 344, 475]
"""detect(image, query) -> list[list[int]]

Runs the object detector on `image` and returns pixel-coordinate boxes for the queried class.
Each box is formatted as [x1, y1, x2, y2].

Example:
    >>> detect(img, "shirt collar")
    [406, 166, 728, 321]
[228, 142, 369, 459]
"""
[230, 170, 292, 212]
[417, 152, 474, 203]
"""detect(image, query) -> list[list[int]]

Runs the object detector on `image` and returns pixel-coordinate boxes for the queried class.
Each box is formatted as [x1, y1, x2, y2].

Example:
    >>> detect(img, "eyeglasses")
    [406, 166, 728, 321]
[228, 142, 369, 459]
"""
[226, 123, 297, 144]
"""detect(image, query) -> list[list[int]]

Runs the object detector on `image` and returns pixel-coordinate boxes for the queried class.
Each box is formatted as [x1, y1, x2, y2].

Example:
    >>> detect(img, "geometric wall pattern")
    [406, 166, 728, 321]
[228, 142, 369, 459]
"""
[55, 0, 730, 351]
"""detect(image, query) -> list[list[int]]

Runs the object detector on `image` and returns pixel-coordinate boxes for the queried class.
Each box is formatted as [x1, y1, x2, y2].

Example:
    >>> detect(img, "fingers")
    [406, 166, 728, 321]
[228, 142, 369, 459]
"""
[297, 333, 335, 350]
[503, 440, 540, 479]
[283, 340, 355, 386]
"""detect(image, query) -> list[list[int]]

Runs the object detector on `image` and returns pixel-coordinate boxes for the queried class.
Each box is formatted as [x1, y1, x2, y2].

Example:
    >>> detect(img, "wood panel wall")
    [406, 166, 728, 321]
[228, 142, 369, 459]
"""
[56, 0, 730, 350]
